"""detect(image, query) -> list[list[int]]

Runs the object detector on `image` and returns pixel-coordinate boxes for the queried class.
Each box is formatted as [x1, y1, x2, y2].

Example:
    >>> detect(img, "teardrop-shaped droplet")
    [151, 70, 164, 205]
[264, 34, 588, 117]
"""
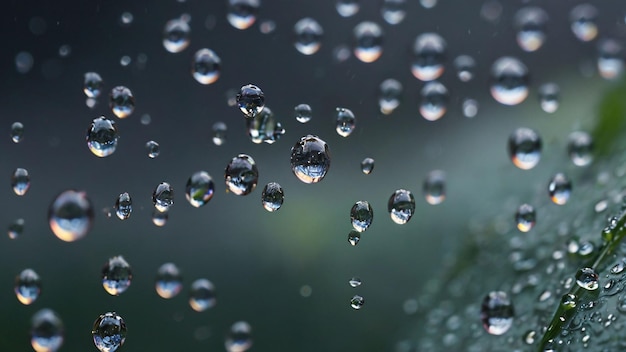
[192, 48, 221, 85]
[575, 267, 599, 290]
[15, 268, 41, 305]
[294, 18, 323, 55]
[114, 192, 132, 220]
[360, 157, 375, 175]
[227, 0, 260, 30]
[189, 278, 216, 312]
[419, 81, 448, 121]
[290, 135, 331, 184]
[91, 312, 127, 352]
[237, 84, 265, 118]
[31, 309, 64, 352]
[109, 86, 135, 118]
[514, 7, 548, 52]
[348, 230, 361, 246]
[152, 182, 174, 212]
[388, 189, 415, 225]
[411, 33, 446, 81]
[86, 117, 119, 157]
[163, 18, 190, 53]
[145, 140, 160, 159]
[155, 263, 183, 299]
[48, 190, 94, 242]
[379, 78, 402, 115]
[353, 21, 383, 63]
[225, 321, 253, 352]
[423, 170, 446, 205]
[84, 72, 103, 98]
[186, 171, 215, 207]
[12, 167, 30, 196]
[570, 4, 598, 42]
[350, 200, 373, 232]
[480, 291, 514, 335]
[247, 106, 285, 144]
[548, 173, 571, 205]
[336, 107, 356, 137]
[102, 255, 132, 296]
[567, 131, 593, 167]
[508, 127, 541, 170]
[538, 82, 560, 113]
[515, 203, 535, 232]
[11, 121, 24, 143]
[261, 182, 284, 212]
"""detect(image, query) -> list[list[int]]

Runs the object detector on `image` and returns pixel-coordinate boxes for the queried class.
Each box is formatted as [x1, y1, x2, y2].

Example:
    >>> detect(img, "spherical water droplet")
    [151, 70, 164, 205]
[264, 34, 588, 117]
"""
[212, 122, 227, 146]
[258, 19, 276, 34]
[568, 131, 593, 167]
[361, 157, 375, 175]
[144, 140, 160, 159]
[381, 0, 406, 25]
[155, 263, 182, 299]
[247, 107, 285, 144]
[163, 18, 191, 53]
[462, 98, 479, 118]
[84, 72, 103, 98]
[12, 167, 30, 196]
[411, 33, 446, 81]
[58, 45, 71, 58]
[548, 173, 572, 205]
[294, 104, 313, 123]
[570, 4, 598, 42]
[388, 189, 415, 225]
[515, 204, 536, 232]
[508, 127, 541, 170]
[353, 21, 383, 63]
[189, 278, 216, 312]
[92, 312, 126, 352]
[294, 18, 323, 55]
[420, 81, 448, 121]
[237, 84, 265, 118]
[152, 182, 174, 212]
[227, 0, 260, 30]
[261, 182, 284, 212]
[102, 256, 132, 296]
[490, 57, 529, 106]
[225, 321, 253, 352]
[15, 268, 41, 305]
[349, 277, 362, 287]
[290, 135, 331, 184]
[514, 7, 548, 52]
[480, 291, 514, 335]
[423, 170, 446, 205]
[561, 293, 577, 309]
[16, 51, 34, 74]
[119, 55, 131, 67]
[8, 218, 24, 239]
[336, 0, 359, 18]
[538, 82, 560, 113]
[453, 55, 476, 82]
[348, 230, 361, 246]
[379, 78, 402, 115]
[336, 107, 356, 137]
[225, 154, 259, 196]
[114, 192, 132, 220]
[597, 39, 624, 80]
[576, 267, 599, 290]
[420, 0, 437, 8]
[192, 48, 221, 85]
[120, 12, 133, 26]
[11, 121, 24, 143]
[351, 295, 365, 309]
[152, 209, 168, 227]
[86, 117, 119, 158]
[140, 114, 151, 125]
[109, 86, 135, 118]
[186, 171, 215, 208]
[350, 200, 373, 232]
[31, 309, 64, 352]
[48, 190, 94, 242]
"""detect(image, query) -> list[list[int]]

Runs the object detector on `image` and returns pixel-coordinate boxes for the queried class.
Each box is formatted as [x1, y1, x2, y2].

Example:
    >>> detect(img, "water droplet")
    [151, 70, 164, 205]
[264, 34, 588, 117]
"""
[48, 190, 94, 242]
[290, 135, 331, 184]
[538, 82, 560, 113]
[508, 127, 541, 170]
[119, 55, 131, 67]
[86, 117, 119, 158]
[84, 72, 103, 98]
[568, 131, 593, 167]
[575, 267, 599, 290]
[225, 154, 259, 196]
[611, 261, 624, 275]
[109, 86, 135, 118]
[515, 204, 536, 232]
[597, 39, 624, 80]
[548, 173, 572, 205]
[420, 0, 437, 9]
[381, 0, 406, 25]
[453, 55, 476, 82]
[333, 45, 351, 62]
[261, 182, 284, 212]
[120, 12, 133, 26]
[212, 122, 227, 146]
[423, 170, 446, 205]
[294, 18, 323, 55]
[155, 263, 182, 299]
[570, 4, 598, 42]
[31, 309, 64, 352]
[102, 256, 132, 296]
[379, 78, 402, 115]
[92, 312, 126, 352]
[361, 157, 375, 175]
[225, 321, 253, 352]
[480, 291, 514, 335]
[247, 106, 285, 144]
[16, 51, 34, 74]
[144, 140, 160, 159]
[8, 218, 24, 239]
[419, 81, 448, 121]
[192, 48, 221, 85]
[411, 33, 446, 81]
[163, 18, 191, 53]
[12, 167, 30, 196]
[462, 98, 479, 118]
[189, 278, 216, 312]
[388, 189, 416, 225]
[15, 268, 41, 305]
[349, 277, 362, 287]
[294, 104, 313, 123]
[152, 209, 168, 227]
[152, 182, 174, 212]
[237, 84, 265, 118]
[351, 295, 365, 309]
[514, 7, 548, 52]
[114, 192, 132, 220]
[11, 121, 24, 143]
[348, 230, 361, 246]
[336, 0, 359, 17]
[524, 330, 536, 345]
[227, 0, 260, 30]
[561, 293, 577, 309]
[58, 44, 71, 58]
[186, 171, 215, 208]
[336, 107, 356, 137]
[490, 57, 529, 106]
[353, 21, 383, 63]
[350, 200, 373, 232]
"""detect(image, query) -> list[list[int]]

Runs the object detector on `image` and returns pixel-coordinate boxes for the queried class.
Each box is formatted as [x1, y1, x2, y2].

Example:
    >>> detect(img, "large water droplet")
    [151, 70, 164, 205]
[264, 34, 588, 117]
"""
[225, 154, 259, 196]
[361, 157, 375, 175]
[294, 103, 313, 123]
[570, 4, 598, 42]
[348, 230, 360, 246]
[247, 106, 285, 144]
[152, 182, 174, 212]
[423, 170, 446, 205]
[480, 291, 514, 335]
[189, 278, 216, 312]
[48, 190, 94, 242]
[515, 203, 536, 232]
[145, 140, 160, 159]
[353, 21, 383, 63]
[186, 171, 215, 207]
[92, 312, 127, 352]
[548, 173, 572, 205]
[381, 0, 406, 25]
[11, 121, 24, 143]
[290, 135, 331, 184]
[31, 309, 64, 352]
[336, 107, 356, 137]
[15, 268, 41, 305]
[419, 81, 448, 121]
[351, 295, 365, 310]
[336, 0, 359, 18]
[227, 0, 260, 30]
[84, 72, 103, 98]
[237, 84, 265, 118]
[12, 167, 30, 196]
[597, 39, 624, 80]
[261, 182, 284, 212]
[575, 267, 599, 290]
[114, 192, 132, 220]
[508, 127, 541, 170]
[350, 200, 373, 232]
[163, 18, 190, 53]
[156, 263, 183, 299]
[102, 255, 132, 296]
[109, 86, 135, 119]
[411, 33, 446, 81]
[225, 321, 253, 352]
[453, 55, 475, 82]
[514, 7, 548, 52]
[490, 57, 529, 106]
[294, 18, 323, 55]
[388, 189, 415, 225]
[86, 117, 119, 157]
[568, 131, 593, 167]
[212, 122, 227, 146]
[192, 48, 220, 85]
[538, 82, 560, 113]
[8, 218, 25, 239]
[379, 78, 402, 115]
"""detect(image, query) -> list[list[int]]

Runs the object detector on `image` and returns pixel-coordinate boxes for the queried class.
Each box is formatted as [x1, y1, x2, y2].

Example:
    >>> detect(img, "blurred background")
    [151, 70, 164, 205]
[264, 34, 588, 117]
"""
[1, 0, 626, 351]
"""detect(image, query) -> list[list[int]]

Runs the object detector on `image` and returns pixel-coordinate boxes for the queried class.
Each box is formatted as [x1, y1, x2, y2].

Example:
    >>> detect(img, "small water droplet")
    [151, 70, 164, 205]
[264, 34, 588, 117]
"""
[102, 255, 132, 296]
[155, 263, 183, 299]
[152, 209, 168, 227]
[379, 78, 402, 115]
[189, 278, 216, 312]
[294, 18, 323, 55]
[12, 167, 30, 196]
[381, 0, 406, 25]
[261, 182, 284, 212]
[490, 57, 529, 106]
[548, 173, 572, 205]
[568, 131, 593, 167]
[515, 204, 536, 232]
[48, 190, 94, 242]
[294, 104, 313, 123]
[538, 82, 560, 113]
[348, 230, 361, 246]
[153, 182, 174, 212]
[186, 171, 215, 208]
[570, 4, 598, 42]
[11, 121, 24, 143]
[361, 157, 375, 175]
[336, 107, 356, 137]
[92, 312, 127, 352]
[15, 268, 41, 305]
[258, 19, 276, 34]
[480, 291, 514, 335]
[225, 321, 253, 352]
[508, 127, 541, 170]
[109, 86, 135, 118]
[561, 293, 577, 309]
[86, 117, 119, 158]
[349, 277, 362, 288]
[120, 11, 133, 26]
[462, 98, 479, 118]
[610, 261, 625, 275]
[353, 21, 383, 63]
[514, 7, 548, 52]
[351, 295, 365, 309]
[225, 155, 259, 196]
[8, 218, 24, 239]
[453, 55, 476, 82]
[423, 170, 446, 205]
[597, 39, 624, 80]
[419, 82, 448, 121]
[15, 51, 34, 74]
[31, 309, 64, 352]
[119, 55, 132, 67]
[212, 122, 227, 146]
[388, 189, 416, 225]
[290, 135, 331, 184]
[140, 114, 151, 125]
[350, 200, 373, 232]
[237, 84, 265, 118]
[575, 267, 599, 290]
[227, 0, 260, 30]
[192, 48, 221, 85]
[411, 33, 446, 81]
[524, 330, 536, 345]
[84, 72, 103, 98]
[114, 192, 132, 220]
[145, 140, 160, 159]
[247, 107, 285, 144]
[58, 45, 71, 58]
[336, 0, 359, 17]
[163, 18, 191, 53]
